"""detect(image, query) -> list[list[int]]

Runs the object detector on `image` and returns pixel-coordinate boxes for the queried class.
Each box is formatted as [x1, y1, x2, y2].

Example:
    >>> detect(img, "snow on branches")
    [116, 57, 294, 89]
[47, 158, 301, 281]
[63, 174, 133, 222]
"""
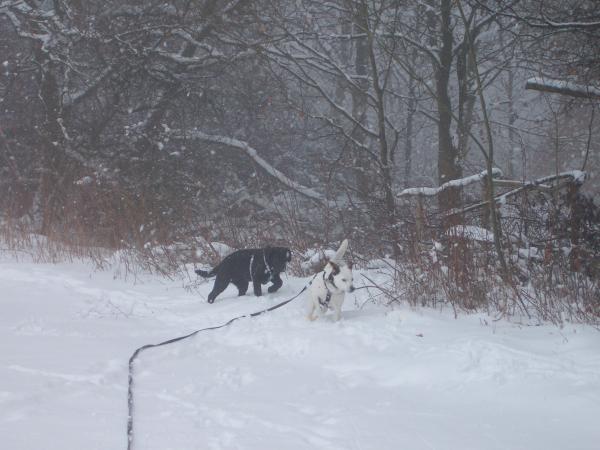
[397, 168, 503, 197]
[166, 128, 327, 204]
[526, 77, 600, 100]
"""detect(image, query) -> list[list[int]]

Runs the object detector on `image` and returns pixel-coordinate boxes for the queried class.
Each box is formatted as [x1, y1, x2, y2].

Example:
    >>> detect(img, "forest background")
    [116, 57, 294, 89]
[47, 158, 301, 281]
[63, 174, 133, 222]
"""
[1, 0, 599, 323]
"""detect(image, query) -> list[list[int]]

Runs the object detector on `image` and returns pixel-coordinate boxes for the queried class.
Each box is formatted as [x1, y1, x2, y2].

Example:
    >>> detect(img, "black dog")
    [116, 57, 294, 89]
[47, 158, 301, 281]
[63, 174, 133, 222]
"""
[195, 247, 291, 303]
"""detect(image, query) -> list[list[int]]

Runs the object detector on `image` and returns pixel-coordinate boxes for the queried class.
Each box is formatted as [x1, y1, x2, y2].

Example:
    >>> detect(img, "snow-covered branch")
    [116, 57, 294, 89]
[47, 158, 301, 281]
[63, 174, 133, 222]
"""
[397, 168, 502, 197]
[446, 170, 586, 217]
[63, 66, 114, 108]
[525, 77, 600, 100]
[1, 7, 51, 49]
[167, 128, 327, 204]
[541, 15, 600, 29]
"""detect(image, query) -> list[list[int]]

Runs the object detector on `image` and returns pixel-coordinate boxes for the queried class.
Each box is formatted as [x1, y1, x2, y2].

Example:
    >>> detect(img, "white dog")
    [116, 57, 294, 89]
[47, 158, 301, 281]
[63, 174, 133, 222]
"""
[307, 239, 355, 322]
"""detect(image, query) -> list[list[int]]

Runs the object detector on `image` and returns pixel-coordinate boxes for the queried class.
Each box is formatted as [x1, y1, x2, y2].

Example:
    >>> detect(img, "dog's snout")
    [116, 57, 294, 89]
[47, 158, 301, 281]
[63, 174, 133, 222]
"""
[349, 285, 355, 293]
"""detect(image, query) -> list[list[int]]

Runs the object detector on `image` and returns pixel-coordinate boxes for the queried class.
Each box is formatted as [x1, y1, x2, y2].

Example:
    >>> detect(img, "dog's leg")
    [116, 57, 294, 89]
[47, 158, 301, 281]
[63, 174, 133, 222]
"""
[332, 299, 343, 321]
[207, 275, 230, 304]
[267, 273, 283, 293]
[333, 308, 341, 321]
[252, 279, 263, 297]
[233, 280, 249, 296]
[307, 302, 317, 321]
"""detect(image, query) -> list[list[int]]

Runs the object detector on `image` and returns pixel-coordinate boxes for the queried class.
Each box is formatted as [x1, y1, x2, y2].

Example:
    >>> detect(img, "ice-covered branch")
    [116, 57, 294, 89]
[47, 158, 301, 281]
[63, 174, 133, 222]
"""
[525, 77, 600, 100]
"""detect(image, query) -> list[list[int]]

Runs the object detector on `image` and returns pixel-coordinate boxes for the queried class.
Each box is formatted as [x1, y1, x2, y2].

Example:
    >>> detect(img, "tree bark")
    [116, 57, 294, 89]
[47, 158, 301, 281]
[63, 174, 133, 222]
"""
[436, 0, 462, 222]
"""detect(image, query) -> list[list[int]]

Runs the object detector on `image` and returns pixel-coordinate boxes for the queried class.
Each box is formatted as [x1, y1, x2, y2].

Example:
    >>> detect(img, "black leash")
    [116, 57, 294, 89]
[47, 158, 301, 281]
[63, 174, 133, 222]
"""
[126, 276, 316, 450]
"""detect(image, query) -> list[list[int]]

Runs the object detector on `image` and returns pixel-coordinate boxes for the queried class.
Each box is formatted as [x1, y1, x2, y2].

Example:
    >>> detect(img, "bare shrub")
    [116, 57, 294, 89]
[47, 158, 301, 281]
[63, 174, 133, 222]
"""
[384, 176, 600, 325]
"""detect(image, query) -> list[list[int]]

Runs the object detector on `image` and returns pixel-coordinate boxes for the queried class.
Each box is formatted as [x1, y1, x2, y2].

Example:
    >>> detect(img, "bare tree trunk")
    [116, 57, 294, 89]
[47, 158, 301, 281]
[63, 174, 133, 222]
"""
[364, 6, 400, 255]
[404, 69, 416, 189]
[507, 69, 516, 178]
[435, 0, 462, 222]
[35, 48, 67, 235]
[334, 19, 352, 112]
[456, 0, 509, 278]
[351, 2, 372, 201]
[456, 39, 476, 162]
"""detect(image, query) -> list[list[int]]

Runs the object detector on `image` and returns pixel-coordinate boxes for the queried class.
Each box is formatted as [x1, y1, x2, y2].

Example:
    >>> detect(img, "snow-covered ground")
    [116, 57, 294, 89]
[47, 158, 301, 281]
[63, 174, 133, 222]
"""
[1, 253, 600, 450]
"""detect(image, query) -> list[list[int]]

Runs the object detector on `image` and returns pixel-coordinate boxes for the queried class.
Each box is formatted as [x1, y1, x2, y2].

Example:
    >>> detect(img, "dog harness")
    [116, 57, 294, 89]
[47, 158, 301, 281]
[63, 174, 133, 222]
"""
[249, 255, 255, 283]
[263, 250, 273, 278]
[319, 272, 333, 309]
[249, 251, 275, 283]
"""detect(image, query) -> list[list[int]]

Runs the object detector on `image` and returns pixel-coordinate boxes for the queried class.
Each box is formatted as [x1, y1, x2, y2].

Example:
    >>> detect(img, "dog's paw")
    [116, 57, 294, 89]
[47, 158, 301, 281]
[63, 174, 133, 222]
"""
[267, 285, 278, 293]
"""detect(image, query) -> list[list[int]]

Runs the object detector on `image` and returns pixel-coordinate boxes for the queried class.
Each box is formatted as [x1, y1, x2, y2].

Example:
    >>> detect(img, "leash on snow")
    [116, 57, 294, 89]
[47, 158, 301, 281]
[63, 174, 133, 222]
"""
[126, 275, 317, 450]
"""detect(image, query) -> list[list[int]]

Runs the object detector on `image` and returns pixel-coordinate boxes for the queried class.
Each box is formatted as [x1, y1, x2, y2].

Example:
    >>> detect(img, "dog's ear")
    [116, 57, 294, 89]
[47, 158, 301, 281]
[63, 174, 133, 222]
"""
[329, 261, 340, 275]
[285, 248, 292, 262]
[328, 261, 340, 282]
[332, 239, 349, 262]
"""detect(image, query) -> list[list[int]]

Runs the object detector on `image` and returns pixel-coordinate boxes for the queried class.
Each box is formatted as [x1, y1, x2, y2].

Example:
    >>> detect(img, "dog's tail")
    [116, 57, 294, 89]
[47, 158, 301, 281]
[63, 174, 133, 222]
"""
[195, 268, 216, 278]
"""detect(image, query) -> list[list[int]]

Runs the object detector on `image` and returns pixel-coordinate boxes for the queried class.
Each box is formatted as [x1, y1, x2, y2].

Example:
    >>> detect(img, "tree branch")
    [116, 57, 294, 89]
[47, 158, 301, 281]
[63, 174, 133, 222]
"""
[167, 128, 327, 205]
[525, 77, 600, 99]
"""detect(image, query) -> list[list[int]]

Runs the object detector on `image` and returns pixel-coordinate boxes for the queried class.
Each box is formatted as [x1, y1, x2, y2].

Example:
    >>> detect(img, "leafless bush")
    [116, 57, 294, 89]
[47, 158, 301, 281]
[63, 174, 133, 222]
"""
[380, 179, 600, 325]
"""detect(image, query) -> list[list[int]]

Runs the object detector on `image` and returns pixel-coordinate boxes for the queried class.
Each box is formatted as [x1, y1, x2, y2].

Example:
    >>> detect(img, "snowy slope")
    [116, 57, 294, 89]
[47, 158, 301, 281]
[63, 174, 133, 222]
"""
[1, 255, 600, 450]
